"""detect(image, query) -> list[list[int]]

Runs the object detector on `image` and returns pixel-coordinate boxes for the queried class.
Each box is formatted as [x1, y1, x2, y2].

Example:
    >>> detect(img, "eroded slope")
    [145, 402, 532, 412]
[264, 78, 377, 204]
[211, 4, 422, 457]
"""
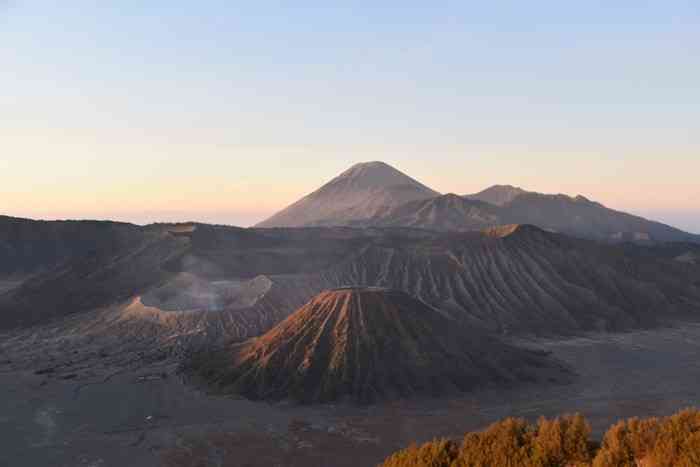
[187, 288, 569, 403]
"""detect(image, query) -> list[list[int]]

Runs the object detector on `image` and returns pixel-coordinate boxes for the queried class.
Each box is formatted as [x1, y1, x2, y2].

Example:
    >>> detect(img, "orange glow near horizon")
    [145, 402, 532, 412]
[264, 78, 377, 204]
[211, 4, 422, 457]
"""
[2, 127, 699, 231]
[3, 2, 699, 232]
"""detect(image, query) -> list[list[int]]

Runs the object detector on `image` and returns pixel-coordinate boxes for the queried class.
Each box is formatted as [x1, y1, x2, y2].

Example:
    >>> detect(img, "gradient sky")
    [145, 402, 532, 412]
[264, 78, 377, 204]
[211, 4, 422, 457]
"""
[2, 2, 699, 232]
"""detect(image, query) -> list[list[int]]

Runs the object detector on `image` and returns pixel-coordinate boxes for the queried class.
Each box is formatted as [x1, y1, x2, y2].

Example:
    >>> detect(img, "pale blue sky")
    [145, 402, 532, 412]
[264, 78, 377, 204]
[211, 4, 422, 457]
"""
[2, 2, 699, 231]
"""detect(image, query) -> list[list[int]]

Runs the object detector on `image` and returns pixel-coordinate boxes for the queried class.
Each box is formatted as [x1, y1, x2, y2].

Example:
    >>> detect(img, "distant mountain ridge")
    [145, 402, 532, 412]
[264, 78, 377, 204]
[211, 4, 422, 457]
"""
[258, 162, 699, 243]
[364, 193, 501, 231]
[465, 184, 529, 206]
[494, 191, 694, 243]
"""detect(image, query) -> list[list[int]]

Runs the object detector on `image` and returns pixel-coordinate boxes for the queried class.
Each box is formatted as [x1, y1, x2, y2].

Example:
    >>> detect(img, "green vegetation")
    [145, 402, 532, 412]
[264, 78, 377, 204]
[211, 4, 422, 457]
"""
[380, 409, 700, 467]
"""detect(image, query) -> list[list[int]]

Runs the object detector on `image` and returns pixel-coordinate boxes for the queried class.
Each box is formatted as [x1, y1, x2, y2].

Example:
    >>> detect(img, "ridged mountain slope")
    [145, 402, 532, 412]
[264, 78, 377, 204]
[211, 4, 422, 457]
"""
[187, 287, 569, 403]
[2, 222, 699, 345]
[364, 193, 501, 231]
[314, 225, 700, 335]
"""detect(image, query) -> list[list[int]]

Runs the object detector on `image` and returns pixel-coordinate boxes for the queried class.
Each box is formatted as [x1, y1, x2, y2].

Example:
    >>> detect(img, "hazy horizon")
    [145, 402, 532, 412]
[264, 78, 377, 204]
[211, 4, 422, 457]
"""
[3, 159, 699, 234]
[2, 3, 699, 232]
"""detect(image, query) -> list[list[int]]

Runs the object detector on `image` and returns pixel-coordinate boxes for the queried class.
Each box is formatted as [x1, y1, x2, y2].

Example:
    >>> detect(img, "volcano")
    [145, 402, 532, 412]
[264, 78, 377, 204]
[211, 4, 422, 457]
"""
[187, 287, 569, 404]
[256, 161, 439, 228]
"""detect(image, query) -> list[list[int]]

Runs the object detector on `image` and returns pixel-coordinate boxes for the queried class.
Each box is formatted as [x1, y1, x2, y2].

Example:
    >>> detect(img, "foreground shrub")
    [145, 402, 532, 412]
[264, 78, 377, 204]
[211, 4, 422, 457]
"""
[381, 414, 593, 467]
[455, 414, 593, 467]
[593, 408, 700, 467]
[380, 409, 700, 467]
[381, 439, 459, 467]
[531, 413, 593, 466]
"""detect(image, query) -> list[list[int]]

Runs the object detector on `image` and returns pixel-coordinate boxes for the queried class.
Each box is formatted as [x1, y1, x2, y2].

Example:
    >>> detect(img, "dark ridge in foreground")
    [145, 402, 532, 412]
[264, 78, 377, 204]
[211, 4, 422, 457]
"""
[186, 288, 569, 404]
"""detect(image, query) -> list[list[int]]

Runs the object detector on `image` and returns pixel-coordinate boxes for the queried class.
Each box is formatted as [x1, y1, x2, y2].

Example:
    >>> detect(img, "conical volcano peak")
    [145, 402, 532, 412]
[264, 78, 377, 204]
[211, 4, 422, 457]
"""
[342, 160, 394, 174]
[326, 161, 436, 192]
[278, 287, 442, 331]
[187, 288, 570, 404]
[256, 161, 439, 227]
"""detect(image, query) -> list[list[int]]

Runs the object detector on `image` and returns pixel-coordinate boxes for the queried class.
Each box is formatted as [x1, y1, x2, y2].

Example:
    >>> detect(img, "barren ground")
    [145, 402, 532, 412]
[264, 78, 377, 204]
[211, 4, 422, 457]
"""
[2, 322, 700, 467]
[0, 281, 22, 295]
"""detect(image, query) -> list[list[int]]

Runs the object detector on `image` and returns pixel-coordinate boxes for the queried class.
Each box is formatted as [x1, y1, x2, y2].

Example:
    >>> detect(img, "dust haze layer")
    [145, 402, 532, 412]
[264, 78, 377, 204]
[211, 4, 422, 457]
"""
[186, 287, 569, 404]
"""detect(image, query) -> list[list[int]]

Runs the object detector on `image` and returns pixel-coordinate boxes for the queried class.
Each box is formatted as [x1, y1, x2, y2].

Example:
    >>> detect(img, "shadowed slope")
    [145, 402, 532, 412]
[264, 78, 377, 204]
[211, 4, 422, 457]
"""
[315, 225, 700, 335]
[0, 228, 189, 329]
[380, 186, 700, 242]
[2, 219, 699, 346]
[187, 288, 569, 404]
[498, 192, 699, 243]
[0, 215, 144, 277]
[464, 186, 700, 242]
[3, 222, 699, 341]
[465, 185, 529, 206]
[364, 193, 501, 231]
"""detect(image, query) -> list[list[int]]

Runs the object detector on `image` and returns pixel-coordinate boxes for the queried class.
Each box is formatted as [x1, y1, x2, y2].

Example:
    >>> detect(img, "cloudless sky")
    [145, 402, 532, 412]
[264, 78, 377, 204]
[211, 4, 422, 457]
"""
[2, 1, 699, 231]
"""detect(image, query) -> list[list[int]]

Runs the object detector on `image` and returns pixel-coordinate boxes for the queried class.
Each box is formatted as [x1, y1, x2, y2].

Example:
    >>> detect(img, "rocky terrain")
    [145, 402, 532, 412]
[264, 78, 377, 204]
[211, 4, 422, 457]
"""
[3, 320, 700, 467]
[2, 219, 699, 345]
[0, 215, 147, 277]
[1, 162, 699, 465]
[0, 224, 189, 329]
[185, 288, 569, 403]
[0, 219, 697, 466]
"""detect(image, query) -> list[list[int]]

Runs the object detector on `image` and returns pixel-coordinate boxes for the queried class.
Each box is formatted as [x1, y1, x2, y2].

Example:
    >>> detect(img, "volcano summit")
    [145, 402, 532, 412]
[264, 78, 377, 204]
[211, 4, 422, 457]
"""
[187, 287, 569, 404]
